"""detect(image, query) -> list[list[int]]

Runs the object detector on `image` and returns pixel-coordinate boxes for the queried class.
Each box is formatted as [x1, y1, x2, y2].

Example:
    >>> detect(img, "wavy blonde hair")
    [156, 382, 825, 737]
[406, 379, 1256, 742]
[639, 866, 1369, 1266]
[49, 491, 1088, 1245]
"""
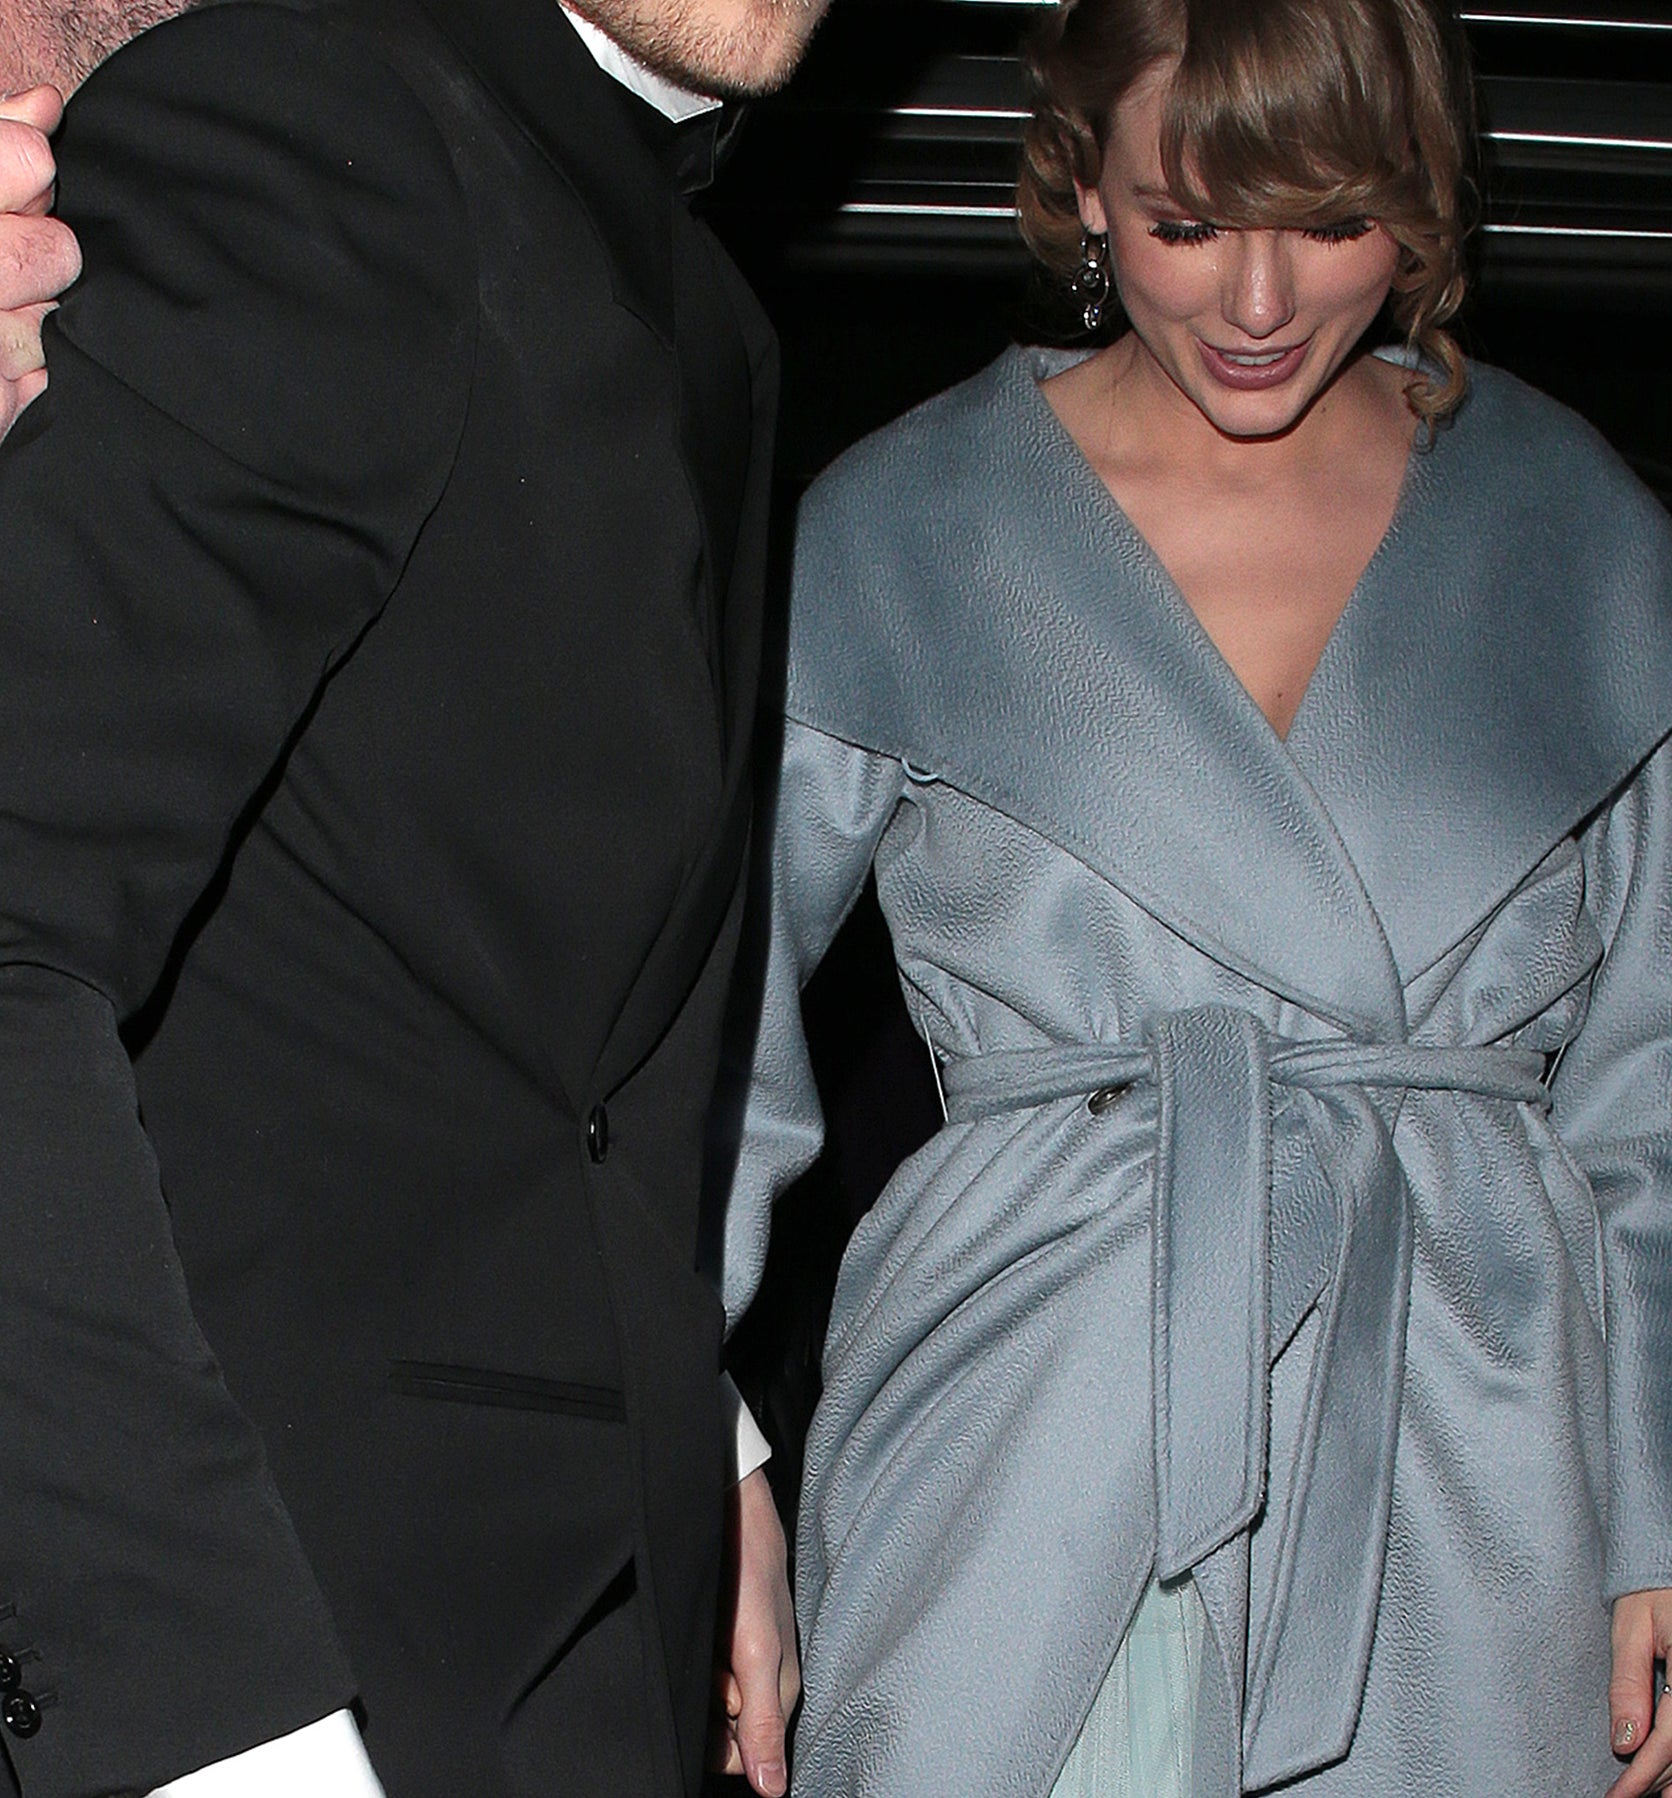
[1018, 0, 1475, 420]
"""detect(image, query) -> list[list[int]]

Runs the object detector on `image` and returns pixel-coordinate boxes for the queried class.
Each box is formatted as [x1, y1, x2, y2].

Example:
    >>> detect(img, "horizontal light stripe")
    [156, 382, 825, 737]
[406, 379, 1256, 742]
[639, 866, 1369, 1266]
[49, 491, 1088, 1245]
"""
[930, 0, 1672, 21]
[889, 106, 1031, 120]
[1480, 221, 1672, 237]
[838, 200, 1020, 217]
[836, 201, 1672, 243]
[880, 109, 1672, 153]
[1460, 10, 1672, 26]
[1491, 129, 1672, 151]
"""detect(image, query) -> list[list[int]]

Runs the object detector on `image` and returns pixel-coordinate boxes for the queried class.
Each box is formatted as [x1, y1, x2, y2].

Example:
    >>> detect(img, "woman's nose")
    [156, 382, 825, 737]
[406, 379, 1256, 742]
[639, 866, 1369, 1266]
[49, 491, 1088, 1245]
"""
[1220, 231, 1297, 340]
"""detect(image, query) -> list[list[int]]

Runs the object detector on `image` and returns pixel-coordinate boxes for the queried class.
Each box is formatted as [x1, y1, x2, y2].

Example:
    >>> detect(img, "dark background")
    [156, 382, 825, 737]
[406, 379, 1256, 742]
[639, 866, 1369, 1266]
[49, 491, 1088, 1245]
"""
[697, 0, 1672, 1663]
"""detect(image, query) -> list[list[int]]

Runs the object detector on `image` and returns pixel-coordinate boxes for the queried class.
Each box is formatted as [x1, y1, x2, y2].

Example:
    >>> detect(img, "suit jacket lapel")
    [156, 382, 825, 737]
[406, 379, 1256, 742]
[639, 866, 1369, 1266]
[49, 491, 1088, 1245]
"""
[591, 319, 776, 1100]
[405, 0, 778, 1098]
[412, 0, 676, 343]
[670, 222, 754, 698]
[416, 0, 762, 696]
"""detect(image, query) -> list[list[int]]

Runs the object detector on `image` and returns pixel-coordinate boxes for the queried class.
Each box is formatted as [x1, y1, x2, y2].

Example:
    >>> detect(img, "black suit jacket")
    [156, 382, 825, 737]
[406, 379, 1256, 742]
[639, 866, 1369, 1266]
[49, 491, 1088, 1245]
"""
[0, 0, 776, 1791]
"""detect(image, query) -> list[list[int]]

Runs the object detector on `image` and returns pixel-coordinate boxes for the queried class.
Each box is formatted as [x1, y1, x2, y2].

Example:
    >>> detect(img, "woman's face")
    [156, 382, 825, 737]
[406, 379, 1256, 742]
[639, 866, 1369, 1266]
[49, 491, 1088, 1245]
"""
[1077, 63, 1403, 439]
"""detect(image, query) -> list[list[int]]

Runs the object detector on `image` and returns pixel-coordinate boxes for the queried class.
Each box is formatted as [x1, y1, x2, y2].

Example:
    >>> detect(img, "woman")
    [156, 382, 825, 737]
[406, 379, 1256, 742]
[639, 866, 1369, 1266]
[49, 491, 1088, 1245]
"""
[718, 0, 1672, 1792]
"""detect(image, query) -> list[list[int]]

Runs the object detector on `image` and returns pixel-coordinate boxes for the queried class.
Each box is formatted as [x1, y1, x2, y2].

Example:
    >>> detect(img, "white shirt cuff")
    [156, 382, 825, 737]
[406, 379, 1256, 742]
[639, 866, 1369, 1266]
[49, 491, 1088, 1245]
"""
[147, 1709, 385, 1797]
[722, 1370, 772, 1483]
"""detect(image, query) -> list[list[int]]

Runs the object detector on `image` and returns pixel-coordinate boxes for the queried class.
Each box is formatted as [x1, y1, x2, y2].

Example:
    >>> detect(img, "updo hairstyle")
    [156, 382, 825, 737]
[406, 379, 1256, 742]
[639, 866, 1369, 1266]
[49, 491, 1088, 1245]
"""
[1018, 0, 1475, 420]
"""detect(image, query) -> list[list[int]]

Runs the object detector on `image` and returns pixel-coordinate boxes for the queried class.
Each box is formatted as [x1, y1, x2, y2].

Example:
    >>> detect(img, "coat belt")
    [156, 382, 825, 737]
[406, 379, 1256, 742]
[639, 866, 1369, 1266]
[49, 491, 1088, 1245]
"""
[940, 1006, 1548, 1787]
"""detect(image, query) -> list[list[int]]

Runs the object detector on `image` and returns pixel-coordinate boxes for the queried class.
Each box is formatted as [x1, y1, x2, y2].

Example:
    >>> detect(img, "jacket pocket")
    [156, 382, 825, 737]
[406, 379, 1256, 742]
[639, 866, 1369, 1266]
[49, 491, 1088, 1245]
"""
[388, 1360, 626, 1422]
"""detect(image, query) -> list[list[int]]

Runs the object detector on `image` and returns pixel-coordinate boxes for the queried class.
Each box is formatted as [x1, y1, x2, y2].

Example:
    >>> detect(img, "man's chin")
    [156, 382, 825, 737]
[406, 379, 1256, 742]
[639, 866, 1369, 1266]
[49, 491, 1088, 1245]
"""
[677, 42, 805, 100]
[569, 0, 828, 102]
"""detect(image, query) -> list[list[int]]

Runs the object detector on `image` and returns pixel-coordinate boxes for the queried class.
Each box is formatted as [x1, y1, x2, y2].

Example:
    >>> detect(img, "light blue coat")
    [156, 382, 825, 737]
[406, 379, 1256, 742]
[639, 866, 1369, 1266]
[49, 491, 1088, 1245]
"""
[719, 347, 1672, 1796]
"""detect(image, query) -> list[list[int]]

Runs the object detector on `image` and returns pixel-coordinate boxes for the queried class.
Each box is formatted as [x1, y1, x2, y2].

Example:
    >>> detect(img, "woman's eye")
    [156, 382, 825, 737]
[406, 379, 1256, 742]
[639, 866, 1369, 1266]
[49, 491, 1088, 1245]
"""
[1148, 219, 1219, 245]
[1303, 217, 1375, 244]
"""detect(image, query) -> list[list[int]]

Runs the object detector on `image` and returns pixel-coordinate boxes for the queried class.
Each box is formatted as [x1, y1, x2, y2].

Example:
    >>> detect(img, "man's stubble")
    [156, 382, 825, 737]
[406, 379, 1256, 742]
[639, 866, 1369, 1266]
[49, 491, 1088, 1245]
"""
[0, 0, 188, 95]
[564, 0, 831, 99]
[2, 0, 830, 104]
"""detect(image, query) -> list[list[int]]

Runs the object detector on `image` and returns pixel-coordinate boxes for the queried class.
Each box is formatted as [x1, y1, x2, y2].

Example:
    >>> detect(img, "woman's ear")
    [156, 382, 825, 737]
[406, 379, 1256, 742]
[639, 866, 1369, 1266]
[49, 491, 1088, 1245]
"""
[1074, 178, 1110, 238]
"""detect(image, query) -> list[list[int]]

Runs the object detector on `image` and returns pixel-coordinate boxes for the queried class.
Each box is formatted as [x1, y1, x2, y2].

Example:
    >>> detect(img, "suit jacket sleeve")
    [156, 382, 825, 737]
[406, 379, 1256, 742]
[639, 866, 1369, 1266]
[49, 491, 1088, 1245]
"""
[0, 5, 474, 1791]
[1554, 736, 1672, 1603]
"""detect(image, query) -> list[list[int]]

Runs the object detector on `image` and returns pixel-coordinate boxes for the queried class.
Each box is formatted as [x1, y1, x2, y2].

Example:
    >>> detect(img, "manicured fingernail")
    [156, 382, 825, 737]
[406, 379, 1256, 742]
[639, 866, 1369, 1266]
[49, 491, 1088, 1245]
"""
[1615, 1718, 1639, 1751]
[759, 1762, 787, 1796]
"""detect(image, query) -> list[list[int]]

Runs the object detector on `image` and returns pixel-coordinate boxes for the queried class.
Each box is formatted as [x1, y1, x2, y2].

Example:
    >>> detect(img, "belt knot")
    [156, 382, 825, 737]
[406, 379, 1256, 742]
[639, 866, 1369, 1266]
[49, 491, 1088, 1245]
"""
[940, 1006, 1546, 1787]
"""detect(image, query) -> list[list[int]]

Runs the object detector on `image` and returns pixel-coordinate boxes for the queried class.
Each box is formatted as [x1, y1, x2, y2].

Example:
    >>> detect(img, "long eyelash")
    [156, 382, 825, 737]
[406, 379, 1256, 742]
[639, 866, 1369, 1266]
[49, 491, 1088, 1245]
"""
[1304, 217, 1375, 244]
[1148, 219, 1219, 245]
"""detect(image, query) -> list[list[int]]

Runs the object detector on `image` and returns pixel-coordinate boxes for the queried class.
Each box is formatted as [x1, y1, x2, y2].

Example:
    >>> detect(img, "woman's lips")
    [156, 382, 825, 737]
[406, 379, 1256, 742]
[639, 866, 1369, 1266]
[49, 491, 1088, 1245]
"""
[1197, 337, 1310, 390]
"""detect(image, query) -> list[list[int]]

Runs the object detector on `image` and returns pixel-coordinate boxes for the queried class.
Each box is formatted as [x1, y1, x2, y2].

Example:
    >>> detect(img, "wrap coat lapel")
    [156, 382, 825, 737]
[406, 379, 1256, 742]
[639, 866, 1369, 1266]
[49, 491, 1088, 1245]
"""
[788, 347, 1672, 1023]
[790, 348, 1405, 1038]
[1286, 367, 1672, 980]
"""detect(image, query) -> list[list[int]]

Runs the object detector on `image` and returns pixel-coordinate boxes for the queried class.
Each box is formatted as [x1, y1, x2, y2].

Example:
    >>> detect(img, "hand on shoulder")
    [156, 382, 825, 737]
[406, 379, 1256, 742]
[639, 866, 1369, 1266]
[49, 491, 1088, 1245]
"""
[46, 4, 477, 526]
[0, 85, 80, 437]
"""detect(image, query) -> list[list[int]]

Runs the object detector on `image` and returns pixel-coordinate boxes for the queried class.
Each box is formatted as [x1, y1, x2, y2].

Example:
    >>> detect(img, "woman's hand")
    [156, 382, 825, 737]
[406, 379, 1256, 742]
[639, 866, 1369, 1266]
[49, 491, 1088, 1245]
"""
[0, 85, 80, 437]
[711, 1467, 800, 1796]
[1607, 1589, 1672, 1796]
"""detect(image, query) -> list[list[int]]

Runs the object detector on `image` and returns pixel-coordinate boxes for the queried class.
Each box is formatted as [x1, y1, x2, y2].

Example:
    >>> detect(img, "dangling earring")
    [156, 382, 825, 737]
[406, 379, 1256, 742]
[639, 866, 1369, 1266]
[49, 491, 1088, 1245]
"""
[1072, 228, 1111, 333]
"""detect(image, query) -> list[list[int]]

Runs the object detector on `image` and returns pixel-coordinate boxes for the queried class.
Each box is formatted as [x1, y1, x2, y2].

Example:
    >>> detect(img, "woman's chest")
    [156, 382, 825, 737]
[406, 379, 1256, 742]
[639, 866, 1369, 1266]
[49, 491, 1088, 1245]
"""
[1118, 471, 1401, 738]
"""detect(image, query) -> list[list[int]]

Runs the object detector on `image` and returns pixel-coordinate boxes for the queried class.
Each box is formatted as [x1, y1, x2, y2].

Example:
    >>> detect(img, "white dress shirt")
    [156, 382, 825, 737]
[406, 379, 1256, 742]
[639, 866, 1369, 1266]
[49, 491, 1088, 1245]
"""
[557, 5, 721, 122]
[145, 13, 764, 1795]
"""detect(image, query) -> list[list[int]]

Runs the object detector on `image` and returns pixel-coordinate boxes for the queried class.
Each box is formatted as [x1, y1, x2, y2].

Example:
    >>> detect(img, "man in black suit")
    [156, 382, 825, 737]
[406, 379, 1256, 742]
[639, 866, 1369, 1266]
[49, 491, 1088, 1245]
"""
[0, 0, 824, 1791]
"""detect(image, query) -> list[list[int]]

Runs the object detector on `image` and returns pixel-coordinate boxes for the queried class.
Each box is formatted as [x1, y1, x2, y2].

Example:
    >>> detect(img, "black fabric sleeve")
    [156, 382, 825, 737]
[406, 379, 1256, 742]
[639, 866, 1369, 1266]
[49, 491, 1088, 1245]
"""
[0, 5, 474, 1790]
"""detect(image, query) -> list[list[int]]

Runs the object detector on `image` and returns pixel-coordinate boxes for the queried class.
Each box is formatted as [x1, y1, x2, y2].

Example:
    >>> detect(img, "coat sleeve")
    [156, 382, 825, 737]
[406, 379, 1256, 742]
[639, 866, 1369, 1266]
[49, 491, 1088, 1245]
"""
[717, 717, 906, 1327]
[0, 7, 474, 1792]
[1552, 736, 1672, 1602]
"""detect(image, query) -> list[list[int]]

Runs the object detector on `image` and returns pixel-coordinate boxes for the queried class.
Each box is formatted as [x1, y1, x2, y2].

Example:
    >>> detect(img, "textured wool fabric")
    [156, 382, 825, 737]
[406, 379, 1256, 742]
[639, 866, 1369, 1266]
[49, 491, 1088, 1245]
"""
[718, 347, 1672, 1796]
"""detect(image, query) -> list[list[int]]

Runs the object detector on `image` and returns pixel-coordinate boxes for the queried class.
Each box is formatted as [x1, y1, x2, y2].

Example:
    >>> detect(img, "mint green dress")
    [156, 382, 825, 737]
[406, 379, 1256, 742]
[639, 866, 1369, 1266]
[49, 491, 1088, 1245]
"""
[1050, 1581, 1206, 1798]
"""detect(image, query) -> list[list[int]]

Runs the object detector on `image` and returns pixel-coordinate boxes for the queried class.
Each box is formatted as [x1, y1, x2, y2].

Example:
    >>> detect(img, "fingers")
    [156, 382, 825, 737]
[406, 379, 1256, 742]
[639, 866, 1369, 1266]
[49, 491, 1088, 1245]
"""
[0, 86, 65, 135]
[1605, 1681, 1672, 1798]
[732, 1607, 790, 1797]
[1613, 1599, 1658, 1762]
[0, 298, 51, 379]
[0, 214, 80, 310]
[0, 100, 60, 219]
[0, 99, 77, 383]
[0, 365, 47, 438]
[1610, 1593, 1672, 1798]
[711, 1468, 798, 1797]
[0, 89, 77, 444]
[711, 1637, 798, 1790]
[711, 1667, 746, 1778]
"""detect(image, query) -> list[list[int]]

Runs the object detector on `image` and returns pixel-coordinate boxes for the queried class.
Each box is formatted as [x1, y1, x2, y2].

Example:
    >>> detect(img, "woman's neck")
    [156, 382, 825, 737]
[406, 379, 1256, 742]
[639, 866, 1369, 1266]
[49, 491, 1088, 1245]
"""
[1084, 332, 1414, 493]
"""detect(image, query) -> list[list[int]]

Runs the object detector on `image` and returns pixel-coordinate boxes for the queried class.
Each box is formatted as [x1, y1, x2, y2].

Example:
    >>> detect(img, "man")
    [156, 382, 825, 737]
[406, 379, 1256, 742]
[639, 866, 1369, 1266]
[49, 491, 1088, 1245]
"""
[0, 0, 820, 1787]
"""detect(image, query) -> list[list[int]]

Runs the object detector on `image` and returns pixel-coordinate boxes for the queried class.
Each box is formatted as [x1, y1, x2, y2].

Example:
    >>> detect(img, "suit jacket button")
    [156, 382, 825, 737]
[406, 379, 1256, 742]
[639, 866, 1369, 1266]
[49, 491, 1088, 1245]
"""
[587, 1104, 610, 1164]
[0, 1653, 18, 1692]
[3, 1691, 40, 1737]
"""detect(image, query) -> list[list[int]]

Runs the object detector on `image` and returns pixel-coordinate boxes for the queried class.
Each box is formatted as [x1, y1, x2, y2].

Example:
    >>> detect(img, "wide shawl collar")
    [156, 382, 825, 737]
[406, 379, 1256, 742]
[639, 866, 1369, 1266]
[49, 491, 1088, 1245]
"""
[784, 346, 1672, 1790]
[789, 345, 1672, 1023]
